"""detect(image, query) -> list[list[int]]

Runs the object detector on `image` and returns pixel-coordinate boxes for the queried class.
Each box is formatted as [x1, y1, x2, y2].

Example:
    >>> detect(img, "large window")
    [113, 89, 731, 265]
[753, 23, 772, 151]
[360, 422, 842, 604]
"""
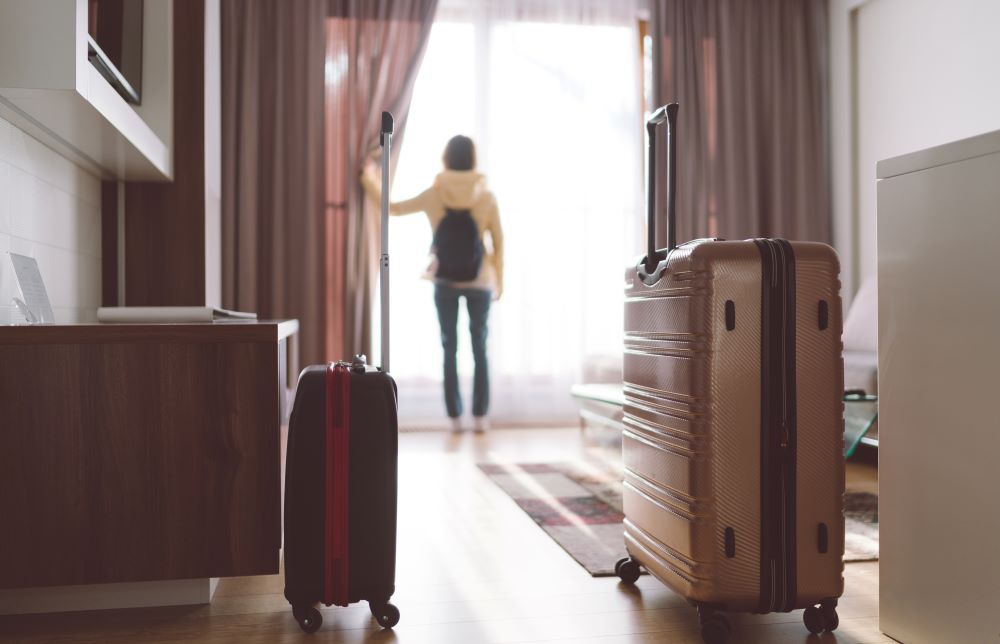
[388, 15, 643, 427]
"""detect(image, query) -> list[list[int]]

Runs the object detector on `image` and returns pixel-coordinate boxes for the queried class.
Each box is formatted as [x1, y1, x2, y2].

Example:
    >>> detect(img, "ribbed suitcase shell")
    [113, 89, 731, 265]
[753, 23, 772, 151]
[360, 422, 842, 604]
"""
[283, 365, 399, 621]
[622, 239, 844, 612]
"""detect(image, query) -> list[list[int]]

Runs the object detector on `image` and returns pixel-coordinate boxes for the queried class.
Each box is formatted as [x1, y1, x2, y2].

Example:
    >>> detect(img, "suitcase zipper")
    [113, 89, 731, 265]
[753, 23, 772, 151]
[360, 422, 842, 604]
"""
[775, 240, 788, 613]
[754, 239, 798, 613]
[776, 239, 798, 613]
[755, 239, 776, 612]
[324, 363, 351, 607]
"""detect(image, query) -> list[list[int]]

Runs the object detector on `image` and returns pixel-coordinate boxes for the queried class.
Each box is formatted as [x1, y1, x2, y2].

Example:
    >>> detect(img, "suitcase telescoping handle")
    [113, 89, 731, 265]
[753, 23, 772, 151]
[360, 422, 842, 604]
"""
[379, 111, 393, 372]
[644, 102, 679, 274]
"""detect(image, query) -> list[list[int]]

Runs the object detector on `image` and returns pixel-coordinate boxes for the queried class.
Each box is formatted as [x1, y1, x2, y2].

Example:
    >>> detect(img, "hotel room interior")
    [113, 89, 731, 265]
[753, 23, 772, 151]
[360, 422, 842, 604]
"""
[0, 0, 997, 642]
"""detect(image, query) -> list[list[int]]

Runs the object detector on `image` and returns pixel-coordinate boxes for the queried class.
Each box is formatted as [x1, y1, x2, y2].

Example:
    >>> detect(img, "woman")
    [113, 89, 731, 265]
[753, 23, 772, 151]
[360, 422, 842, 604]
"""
[363, 135, 504, 433]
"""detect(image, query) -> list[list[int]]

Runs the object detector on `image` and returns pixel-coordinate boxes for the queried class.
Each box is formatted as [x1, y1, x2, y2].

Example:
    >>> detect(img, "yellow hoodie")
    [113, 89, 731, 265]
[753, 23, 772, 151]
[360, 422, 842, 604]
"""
[363, 169, 504, 296]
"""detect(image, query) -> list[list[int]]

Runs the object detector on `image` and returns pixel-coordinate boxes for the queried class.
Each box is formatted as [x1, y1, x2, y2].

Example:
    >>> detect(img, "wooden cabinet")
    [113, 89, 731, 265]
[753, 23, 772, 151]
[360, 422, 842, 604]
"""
[0, 321, 297, 589]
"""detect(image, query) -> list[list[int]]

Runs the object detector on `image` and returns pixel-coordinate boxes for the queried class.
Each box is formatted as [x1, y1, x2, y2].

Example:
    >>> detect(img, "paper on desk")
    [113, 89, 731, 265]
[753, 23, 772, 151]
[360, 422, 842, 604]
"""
[97, 307, 258, 323]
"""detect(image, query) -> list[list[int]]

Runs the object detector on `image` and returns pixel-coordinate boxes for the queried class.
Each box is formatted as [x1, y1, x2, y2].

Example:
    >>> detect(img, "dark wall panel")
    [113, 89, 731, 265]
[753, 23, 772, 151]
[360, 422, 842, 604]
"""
[124, 1, 207, 306]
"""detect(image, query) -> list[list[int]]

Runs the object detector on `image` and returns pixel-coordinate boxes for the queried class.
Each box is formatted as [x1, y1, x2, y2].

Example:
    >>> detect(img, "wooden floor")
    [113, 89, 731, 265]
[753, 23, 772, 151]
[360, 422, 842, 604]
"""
[0, 428, 886, 643]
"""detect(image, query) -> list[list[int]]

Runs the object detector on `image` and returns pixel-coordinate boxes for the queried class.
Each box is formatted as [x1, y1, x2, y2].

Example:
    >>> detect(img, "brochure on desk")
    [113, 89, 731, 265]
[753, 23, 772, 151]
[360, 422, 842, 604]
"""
[8, 252, 55, 324]
[97, 307, 258, 323]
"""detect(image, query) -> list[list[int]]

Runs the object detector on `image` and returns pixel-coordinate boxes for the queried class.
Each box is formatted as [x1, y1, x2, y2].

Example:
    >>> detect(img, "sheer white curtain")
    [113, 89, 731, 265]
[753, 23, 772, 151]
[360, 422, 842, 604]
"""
[388, 0, 645, 428]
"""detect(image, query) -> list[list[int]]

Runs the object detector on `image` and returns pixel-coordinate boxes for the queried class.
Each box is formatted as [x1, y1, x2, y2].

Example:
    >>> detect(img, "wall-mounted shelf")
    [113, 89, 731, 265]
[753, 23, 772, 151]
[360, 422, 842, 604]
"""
[0, 0, 172, 181]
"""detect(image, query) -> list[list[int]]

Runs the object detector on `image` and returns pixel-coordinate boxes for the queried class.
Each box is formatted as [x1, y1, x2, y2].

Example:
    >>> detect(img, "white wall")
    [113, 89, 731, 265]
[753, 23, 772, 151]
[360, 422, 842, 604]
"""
[0, 115, 101, 324]
[830, 0, 1000, 300]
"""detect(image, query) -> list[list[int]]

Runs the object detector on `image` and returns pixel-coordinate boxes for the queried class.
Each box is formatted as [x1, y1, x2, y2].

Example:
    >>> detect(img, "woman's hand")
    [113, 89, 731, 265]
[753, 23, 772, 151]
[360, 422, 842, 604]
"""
[360, 158, 383, 202]
[362, 159, 380, 184]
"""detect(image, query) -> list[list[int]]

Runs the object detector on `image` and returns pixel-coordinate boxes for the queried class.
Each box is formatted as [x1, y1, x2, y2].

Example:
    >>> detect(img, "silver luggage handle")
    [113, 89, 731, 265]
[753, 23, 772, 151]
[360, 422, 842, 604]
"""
[379, 111, 393, 372]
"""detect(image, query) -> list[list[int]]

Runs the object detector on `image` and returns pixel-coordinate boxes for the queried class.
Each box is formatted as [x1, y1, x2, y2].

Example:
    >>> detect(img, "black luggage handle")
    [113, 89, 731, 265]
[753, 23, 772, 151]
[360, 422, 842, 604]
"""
[380, 111, 394, 145]
[644, 102, 678, 275]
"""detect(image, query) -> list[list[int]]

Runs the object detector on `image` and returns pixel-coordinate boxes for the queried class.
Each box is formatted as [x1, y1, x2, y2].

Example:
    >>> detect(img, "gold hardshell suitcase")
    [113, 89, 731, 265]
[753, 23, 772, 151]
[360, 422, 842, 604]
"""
[616, 104, 845, 644]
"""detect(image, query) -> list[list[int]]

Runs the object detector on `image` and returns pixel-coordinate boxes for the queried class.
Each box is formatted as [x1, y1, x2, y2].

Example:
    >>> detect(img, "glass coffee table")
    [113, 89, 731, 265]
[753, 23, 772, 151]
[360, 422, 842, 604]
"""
[571, 385, 879, 459]
[844, 390, 878, 458]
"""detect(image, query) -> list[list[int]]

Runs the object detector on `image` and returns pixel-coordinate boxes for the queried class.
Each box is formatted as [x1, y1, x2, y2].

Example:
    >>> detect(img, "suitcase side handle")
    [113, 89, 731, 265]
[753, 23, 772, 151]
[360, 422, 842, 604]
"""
[644, 102, 679, 274]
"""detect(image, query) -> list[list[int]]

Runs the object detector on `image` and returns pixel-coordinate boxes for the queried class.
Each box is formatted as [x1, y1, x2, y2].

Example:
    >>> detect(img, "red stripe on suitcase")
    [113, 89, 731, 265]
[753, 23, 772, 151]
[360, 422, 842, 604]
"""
[324, 363, 351, 606]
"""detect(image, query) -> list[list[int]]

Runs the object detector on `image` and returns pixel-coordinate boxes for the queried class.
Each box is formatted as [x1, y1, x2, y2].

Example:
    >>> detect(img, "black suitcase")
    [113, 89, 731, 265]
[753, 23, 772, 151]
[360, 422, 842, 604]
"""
[283, 112, 400, 633]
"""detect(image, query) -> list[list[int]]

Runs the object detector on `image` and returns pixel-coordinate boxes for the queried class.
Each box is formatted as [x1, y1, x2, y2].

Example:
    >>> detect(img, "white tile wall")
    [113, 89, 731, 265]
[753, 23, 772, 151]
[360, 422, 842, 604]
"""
[0, 115, 102, 324]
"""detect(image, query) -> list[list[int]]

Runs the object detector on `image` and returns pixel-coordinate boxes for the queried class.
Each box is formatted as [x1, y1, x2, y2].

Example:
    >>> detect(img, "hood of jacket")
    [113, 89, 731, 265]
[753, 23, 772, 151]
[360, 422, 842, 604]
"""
[433, 170, 490, 209]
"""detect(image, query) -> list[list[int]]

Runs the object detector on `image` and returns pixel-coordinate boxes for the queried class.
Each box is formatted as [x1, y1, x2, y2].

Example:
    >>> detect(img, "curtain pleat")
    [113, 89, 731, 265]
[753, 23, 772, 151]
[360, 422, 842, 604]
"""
[222, 0, 328, 365]
[325, 0, 438, 360]
[221, 0, 436, 366]
[653, 0, 830, 244]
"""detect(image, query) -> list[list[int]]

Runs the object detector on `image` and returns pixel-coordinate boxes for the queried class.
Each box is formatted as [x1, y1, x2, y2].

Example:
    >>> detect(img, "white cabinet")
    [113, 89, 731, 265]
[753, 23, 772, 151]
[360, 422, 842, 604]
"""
[877, 129, 1000, 642]
[0, 0, 172, 180]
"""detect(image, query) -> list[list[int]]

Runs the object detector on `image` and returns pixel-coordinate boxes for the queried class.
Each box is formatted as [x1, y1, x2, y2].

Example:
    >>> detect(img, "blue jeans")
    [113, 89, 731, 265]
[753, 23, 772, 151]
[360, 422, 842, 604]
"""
[434, 283, 491, 418]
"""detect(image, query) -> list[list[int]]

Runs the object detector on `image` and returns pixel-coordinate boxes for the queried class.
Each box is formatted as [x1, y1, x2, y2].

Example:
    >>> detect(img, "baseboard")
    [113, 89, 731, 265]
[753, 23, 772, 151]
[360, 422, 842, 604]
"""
[0, 577, 219, 615]
[400, 420, 577, 432]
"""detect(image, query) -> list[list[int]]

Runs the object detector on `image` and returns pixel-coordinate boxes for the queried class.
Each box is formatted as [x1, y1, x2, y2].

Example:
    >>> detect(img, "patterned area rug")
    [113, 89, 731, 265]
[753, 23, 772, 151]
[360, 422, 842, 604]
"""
[843, 491, 879, 562]
[478, 461, 879, 577]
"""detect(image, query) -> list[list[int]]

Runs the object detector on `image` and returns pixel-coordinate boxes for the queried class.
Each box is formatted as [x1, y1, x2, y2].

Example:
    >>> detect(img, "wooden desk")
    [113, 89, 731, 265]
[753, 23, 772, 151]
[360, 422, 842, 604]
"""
[0, 320, 298, 590]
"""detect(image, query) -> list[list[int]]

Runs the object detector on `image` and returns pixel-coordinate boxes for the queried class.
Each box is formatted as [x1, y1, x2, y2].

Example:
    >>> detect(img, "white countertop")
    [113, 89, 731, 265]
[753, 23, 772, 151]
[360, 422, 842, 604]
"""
[877, 128, 1000, 179]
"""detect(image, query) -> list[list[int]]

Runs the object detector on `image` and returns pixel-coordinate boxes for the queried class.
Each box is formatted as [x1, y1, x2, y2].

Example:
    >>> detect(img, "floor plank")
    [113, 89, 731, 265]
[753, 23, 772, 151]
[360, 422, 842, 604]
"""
[0, 428, 883, 643]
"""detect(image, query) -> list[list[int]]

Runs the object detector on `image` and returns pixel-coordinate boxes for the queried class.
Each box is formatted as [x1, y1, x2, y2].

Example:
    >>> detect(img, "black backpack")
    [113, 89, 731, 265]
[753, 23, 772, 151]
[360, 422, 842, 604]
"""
[433, 208, 483, 281]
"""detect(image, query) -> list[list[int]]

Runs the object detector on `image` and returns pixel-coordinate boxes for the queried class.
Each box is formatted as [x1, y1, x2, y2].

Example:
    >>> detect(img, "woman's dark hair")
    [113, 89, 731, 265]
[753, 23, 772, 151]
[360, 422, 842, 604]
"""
[443, 135, 476, 171]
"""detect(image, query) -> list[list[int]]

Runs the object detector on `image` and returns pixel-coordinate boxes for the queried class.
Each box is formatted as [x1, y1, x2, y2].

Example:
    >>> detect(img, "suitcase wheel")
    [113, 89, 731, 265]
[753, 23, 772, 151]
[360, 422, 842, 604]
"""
[823, 606, 840, 632]
[293, 605, 322, 634]
[803, 601, 840, 634]
[370, 601, 400, 629]
[697, 606, 731, 644]
[803, 598, 840, 633]
[615, 557, 641, 585]
[803, 606, 825, 634]
[700, 616, 731, 644]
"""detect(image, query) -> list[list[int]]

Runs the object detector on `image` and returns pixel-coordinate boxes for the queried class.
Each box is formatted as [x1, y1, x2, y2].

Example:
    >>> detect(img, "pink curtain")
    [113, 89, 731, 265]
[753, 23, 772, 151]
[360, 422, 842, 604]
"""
[221, 0, 329, 365]
[221, 0, 436, 366]
[651, 0, 830, 244]
[325, 0, 438, 360]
